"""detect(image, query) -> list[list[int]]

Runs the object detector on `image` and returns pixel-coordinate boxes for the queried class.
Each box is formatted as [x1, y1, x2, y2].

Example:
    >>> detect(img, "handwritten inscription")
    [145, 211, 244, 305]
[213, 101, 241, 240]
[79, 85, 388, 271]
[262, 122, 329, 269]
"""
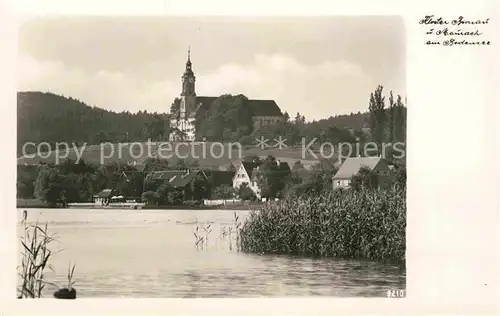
[419, 15, 491, 47]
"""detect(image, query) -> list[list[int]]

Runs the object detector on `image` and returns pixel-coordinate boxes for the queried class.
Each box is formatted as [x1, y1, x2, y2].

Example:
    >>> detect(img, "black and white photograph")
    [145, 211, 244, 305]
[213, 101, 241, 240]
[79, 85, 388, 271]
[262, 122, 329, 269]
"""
[15, 15, 407, 298]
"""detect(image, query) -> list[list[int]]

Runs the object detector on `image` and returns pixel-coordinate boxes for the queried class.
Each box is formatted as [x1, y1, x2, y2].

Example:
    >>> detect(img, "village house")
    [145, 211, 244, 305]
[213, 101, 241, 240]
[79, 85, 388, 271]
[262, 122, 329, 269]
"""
[145, 168, 235, 201]
[145, 169, 209, 200]
[232, 160, 291, 200]
[232, 161, 261, 198]
[169, 49, 283, 141]
[332, 156, 393, 189]
[93, 189, 113, 205]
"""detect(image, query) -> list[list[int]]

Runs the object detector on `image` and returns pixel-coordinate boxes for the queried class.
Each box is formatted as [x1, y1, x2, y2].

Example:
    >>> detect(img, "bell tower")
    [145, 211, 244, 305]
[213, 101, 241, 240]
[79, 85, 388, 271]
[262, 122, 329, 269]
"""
[180, 47, 196, 118]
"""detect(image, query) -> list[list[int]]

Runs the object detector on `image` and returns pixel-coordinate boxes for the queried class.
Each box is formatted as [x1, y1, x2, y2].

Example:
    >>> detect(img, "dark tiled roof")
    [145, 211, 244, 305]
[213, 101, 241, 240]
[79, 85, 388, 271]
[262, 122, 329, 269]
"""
[250, 161, 291, 179]
[170, 170, 207, 188]
[196, 96, 282, 117]
[196, 96, 218, 107]
[248, 99, 282, 117]
[241, 162, 260, 177]
[147, 170, 186, 180]
[204, 170, 235, 187]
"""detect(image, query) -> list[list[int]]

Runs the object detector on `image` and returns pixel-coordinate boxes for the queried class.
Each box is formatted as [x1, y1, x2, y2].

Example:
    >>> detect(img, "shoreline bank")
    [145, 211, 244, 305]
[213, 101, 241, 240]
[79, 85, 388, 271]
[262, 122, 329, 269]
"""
[16, 199, 257, 210]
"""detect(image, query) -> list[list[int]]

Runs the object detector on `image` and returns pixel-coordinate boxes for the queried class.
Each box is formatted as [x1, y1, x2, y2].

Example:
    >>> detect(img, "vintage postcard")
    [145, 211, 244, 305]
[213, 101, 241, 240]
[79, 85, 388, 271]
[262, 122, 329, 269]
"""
[0, 0, 498, 315]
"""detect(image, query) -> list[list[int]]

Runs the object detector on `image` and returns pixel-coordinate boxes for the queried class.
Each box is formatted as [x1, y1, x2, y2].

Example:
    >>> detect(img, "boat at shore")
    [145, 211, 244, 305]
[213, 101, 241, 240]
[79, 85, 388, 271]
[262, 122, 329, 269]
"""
[71, 189, 145, 209]
[67, 202, 145, 209]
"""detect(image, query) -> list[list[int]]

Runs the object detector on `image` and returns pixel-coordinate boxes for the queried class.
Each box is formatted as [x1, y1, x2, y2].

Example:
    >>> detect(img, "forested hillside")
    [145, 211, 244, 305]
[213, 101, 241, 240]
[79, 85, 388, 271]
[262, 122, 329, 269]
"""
[17, 92, 169, 155]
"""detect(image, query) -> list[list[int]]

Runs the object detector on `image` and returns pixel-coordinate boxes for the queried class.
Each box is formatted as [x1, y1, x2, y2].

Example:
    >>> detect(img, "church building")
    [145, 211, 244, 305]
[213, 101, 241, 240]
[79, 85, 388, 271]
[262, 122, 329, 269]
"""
[169, 50, 284, 141]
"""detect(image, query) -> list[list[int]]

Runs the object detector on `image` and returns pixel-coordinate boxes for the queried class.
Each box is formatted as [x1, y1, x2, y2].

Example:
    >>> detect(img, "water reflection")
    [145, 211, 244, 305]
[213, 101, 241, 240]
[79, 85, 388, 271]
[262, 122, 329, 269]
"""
[17, 209, 405, 298]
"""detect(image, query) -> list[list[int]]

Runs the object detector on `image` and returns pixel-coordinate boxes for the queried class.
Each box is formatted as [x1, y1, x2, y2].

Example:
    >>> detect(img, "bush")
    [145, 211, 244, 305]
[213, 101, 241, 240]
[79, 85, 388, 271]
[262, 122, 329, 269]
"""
[238, 183, 257, 201]
[238, 186, 406, 262]
[212, 184, 236, 199]
[141, 190, 158, 204]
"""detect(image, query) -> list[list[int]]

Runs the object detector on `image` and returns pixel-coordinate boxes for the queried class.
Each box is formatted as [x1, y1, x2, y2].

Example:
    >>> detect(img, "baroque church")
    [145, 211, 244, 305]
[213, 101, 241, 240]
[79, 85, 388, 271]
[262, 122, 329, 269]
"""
[169, 50, 284, 141]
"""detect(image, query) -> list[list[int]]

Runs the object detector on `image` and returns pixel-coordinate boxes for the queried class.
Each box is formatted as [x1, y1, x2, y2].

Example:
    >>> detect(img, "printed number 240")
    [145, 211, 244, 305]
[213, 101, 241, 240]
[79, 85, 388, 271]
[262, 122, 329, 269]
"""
[387, 289, 405, 298]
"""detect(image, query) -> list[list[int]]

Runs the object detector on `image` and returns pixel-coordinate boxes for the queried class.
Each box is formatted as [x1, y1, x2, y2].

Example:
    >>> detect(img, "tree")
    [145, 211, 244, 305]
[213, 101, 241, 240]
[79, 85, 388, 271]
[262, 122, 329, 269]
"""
[167, 190, 184, 205]
[368, 85, 387, 147]
[238, 183, 256, 201]
[350, 166, 379, 191]
[156, 183, 174, 205]
[243, 155, 261, 164]
[239, 135, 255, 146]
[190, 173, 208, 201]
[141, 190, 158, 205]
[17, 165, 38, 198]
[170, 98, 181, 119]
[388, 91, 395, 143]
[283, 111, 290, 123]
[34, 166, 66, 207]
[195, 94, 254, 141]
[212, 184, 236, 199]
[394, 94, 407, 144]
[255, 155, 289, 199]
[294, 112, 305, 125]
[290, 160, 307, 184]
[394, 164, 406, 188]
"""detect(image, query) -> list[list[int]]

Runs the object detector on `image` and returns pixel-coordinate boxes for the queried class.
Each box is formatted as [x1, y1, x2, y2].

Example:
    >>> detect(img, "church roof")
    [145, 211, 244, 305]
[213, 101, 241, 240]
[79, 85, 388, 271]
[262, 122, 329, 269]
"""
[196, 96, 218, 106]
[195, 96, 282, 117]
[248, 99, 282, 116]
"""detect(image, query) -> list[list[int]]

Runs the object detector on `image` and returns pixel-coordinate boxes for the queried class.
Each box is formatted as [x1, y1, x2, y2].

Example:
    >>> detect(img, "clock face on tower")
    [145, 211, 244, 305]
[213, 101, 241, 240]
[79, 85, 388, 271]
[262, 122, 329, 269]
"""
[189, 78, 194, 83]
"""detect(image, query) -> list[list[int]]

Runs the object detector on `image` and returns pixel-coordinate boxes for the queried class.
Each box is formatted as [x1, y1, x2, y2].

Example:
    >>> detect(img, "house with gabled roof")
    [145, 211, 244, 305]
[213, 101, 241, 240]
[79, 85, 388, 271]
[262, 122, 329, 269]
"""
[145, 168, 226, 201]
[232, 160, 291, 199]
[233, 161, 261, 197]
[168, 169, 210, 201]
[332, 156, 393, 189]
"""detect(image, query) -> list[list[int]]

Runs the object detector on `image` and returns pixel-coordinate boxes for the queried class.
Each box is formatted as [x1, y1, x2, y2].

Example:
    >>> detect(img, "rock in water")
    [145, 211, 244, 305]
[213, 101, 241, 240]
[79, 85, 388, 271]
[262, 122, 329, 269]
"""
[53, 288, 77, 299]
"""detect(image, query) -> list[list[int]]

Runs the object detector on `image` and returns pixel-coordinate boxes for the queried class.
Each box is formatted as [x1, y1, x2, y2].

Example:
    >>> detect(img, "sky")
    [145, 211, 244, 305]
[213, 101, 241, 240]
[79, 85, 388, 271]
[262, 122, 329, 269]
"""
[18, 16, 406, 121]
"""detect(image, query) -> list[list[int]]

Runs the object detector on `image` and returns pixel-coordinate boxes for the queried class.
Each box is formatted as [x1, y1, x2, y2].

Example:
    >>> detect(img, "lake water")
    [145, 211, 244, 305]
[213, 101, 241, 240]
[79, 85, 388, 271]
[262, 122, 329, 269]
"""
[17, 208, 405, 298]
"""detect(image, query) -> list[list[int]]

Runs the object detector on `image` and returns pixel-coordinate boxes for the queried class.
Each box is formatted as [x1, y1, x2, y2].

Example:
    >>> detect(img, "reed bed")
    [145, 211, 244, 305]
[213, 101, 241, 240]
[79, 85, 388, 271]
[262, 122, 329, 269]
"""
[238, 187, 406, 263]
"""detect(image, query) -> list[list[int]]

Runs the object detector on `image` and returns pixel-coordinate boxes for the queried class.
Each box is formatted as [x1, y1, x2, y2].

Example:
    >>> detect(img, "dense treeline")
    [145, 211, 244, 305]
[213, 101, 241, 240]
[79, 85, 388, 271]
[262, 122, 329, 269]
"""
[17, 157, 201, 207]
[17, 91, 169, 155]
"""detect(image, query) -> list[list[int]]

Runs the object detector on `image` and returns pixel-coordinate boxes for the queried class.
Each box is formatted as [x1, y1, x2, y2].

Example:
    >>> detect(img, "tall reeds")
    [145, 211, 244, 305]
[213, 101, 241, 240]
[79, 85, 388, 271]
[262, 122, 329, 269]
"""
[194, 212, 242, 251]
[193, 218, 212, 250]
[238, 186, 406, 263]
[17, 212, 77, 299]
[17, 216, 58, 298]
